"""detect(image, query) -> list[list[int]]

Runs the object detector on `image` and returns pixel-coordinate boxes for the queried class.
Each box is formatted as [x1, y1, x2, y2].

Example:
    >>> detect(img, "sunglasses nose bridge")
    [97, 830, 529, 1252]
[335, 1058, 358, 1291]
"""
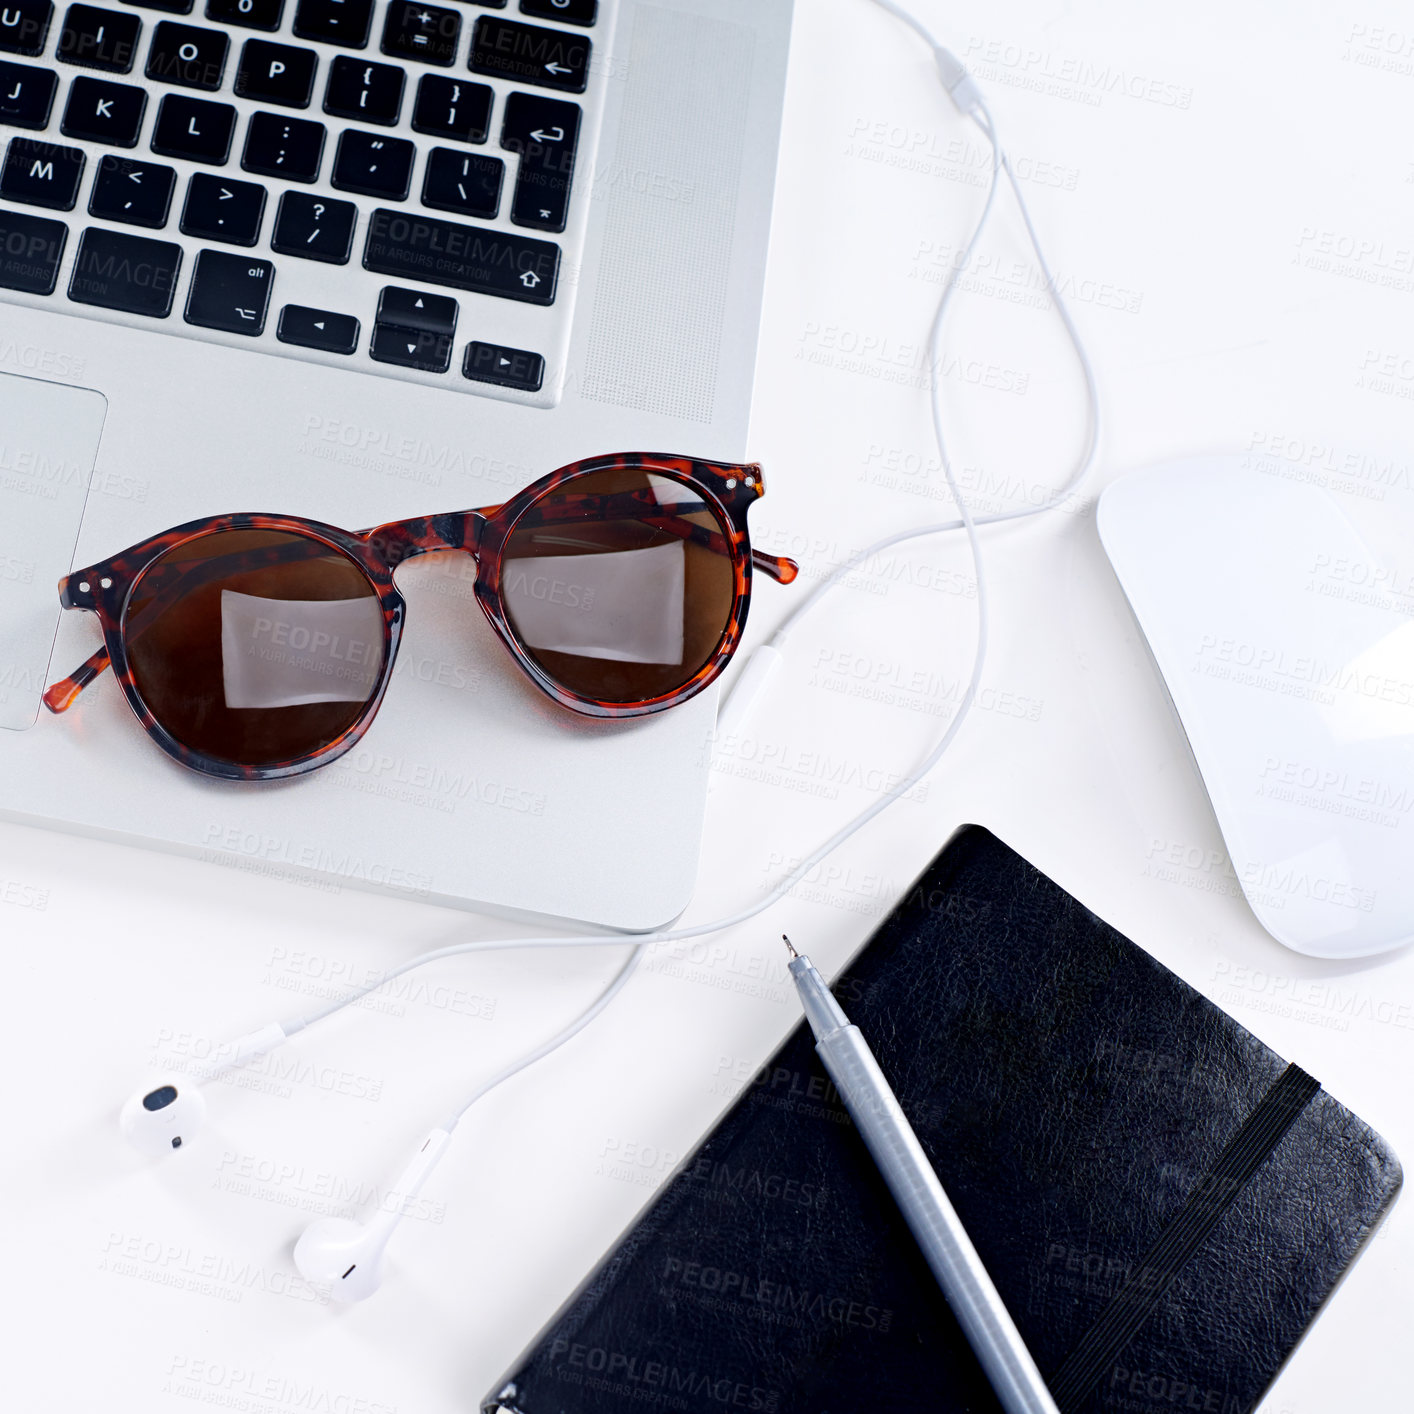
[364, 511, 485, 570]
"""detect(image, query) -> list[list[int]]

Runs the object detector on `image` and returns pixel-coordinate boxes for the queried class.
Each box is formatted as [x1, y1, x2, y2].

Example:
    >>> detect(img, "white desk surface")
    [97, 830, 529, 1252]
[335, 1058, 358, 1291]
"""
[4, 2, 1411, 1410]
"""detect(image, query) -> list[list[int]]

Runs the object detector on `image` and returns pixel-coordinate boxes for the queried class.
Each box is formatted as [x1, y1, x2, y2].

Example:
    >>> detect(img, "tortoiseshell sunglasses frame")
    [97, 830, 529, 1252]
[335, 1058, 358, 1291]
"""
[42, 452, 799, 782]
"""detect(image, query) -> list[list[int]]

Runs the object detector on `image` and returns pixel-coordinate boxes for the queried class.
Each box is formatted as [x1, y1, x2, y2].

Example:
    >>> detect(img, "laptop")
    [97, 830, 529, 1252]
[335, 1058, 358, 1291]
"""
[0, 0, 794, 930]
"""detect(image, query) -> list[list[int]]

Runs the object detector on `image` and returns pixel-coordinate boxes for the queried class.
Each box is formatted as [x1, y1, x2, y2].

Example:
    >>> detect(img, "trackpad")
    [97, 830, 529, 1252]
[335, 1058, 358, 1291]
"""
[0, 375, 106, 730]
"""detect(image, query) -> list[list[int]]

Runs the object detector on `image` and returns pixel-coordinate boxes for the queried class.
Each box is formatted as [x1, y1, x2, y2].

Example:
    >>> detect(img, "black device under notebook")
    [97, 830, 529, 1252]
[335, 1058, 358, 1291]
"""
[482, 825, 1402, 1414]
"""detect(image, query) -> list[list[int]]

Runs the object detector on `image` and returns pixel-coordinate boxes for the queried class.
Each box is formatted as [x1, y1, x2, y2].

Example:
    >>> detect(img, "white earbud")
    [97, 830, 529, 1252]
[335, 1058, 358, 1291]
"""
[293, 1128, 451, 1302]
[120, 1078, 207, 1155]
[119, 1022, 287, 1155]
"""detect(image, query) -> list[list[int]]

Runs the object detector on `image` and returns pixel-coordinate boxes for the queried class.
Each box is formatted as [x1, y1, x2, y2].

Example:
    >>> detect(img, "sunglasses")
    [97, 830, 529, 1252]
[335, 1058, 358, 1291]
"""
[42, 453, 799, 781]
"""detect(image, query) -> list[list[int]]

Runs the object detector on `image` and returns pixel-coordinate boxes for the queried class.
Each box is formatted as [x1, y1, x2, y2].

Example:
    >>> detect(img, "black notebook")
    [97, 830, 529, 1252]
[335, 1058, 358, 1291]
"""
[483, 827, 1401, 1414]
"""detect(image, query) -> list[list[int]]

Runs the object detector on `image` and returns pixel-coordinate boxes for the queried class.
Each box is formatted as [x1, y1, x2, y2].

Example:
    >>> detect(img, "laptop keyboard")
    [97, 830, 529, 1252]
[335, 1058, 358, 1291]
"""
[0, 0, 608, 405]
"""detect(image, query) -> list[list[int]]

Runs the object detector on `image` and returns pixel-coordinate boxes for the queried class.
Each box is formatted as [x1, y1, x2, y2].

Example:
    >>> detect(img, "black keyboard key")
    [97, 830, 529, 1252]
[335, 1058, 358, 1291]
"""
[500, 89, 577, 232]
[270, 187, 354, 261]
[330, 128, 412, 197]
[69, 225, 180, 314]
[463, 339, 543, 391]
[292, 0, 370, 49]
[57, 4, 141, 71]
[324, 55, 402, 124]
[377, 283, 455, 332]
[241, 110, 323, 181]
[0, 60, 57, 128]
[520, 0, 594, 24]
[411, 74, 489, 143]
[146, 20, 226, 88]
[61, 75, 145, 145]
[126, 0, 191, 12]
[370, 321, 451, 372]
[362, 208, 558, 304]
[87, 152, 174, 224]
[185, 247, 271, 332]
[0, 0, 53, 55]
[277, 302, 357, 352]
[470, 16, 587, 93]
[206, 0, 280, 29]
[421, 145, 500, 218]
[381, 1, 458, 66]
[0, 208, 66, 292]
[150, 92, 234, 161]
[1, 136, 84, 208]
[180, 170, 265, 244]
[234, 38, 316, 106]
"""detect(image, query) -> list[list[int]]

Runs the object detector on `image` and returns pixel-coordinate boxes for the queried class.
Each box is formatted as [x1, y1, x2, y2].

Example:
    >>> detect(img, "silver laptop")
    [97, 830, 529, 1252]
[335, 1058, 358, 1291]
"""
[0, 0, 794, 929]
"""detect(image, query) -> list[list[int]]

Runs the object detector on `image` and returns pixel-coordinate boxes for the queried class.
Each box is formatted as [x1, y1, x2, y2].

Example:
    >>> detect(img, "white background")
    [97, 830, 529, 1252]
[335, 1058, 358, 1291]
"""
[3, 1, 1412, 1410]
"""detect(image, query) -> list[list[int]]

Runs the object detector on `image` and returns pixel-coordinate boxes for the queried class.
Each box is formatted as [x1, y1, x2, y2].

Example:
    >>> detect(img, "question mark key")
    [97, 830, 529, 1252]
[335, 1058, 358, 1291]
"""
[271, 191, 359, 265]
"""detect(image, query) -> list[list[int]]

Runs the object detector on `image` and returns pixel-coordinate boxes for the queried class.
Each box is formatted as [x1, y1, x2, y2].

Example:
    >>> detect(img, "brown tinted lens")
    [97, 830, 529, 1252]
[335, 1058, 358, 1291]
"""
[500, 467, 738, 704]
[123, 529, 386, 767]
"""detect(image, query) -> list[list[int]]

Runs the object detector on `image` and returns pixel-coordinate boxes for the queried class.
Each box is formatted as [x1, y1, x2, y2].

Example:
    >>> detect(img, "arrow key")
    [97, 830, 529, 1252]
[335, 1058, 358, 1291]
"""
[278, 303, 360, 355]
[370, 321, 452, 373]
[180, 171, 267, 246]
[184, 248, 273, 334]
[377, 284, 457, 335]
[87, 153, 176, 227]
[462, 340, 544, 393]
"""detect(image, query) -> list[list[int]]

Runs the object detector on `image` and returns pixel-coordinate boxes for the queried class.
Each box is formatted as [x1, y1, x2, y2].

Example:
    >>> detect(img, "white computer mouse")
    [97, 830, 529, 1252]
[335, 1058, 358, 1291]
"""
[1098, 455, 1414, 959]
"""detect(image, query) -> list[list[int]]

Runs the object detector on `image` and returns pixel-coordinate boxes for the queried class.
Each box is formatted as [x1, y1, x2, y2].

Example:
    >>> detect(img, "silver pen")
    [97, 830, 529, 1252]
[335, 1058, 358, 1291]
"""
[783, 937, 1060, 1414]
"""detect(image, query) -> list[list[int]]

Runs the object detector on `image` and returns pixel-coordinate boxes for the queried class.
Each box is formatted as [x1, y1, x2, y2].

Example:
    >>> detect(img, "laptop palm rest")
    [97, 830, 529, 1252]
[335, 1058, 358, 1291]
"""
[0, 374, 106, 731]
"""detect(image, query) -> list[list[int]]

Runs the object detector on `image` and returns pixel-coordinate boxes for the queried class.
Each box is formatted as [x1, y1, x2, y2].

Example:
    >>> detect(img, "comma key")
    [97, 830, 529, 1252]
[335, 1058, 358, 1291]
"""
[361, 207, 558, 304]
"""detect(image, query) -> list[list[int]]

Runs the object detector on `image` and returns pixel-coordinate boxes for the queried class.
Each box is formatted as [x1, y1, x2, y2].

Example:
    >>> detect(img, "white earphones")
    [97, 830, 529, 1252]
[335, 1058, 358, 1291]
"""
[120, 0, 1101, 1303]
[120, 1022, 285, 1154]
[293, 1129, 451, 1301]
[119, 1078, 207, 1156]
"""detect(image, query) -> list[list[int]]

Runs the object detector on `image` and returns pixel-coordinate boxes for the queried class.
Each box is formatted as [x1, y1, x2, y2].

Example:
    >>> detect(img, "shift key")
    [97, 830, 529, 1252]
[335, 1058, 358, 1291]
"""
[362, 208, 558, 305]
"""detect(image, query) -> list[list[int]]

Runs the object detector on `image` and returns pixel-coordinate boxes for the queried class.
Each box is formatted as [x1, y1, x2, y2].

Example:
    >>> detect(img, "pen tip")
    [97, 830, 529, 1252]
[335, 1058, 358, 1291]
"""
[782, 934, 798, 959]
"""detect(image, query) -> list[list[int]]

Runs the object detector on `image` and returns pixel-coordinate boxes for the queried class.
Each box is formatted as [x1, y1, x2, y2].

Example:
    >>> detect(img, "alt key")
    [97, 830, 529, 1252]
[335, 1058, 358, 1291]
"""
[277, 303, 359, 354]
[462, 339, 544, 392]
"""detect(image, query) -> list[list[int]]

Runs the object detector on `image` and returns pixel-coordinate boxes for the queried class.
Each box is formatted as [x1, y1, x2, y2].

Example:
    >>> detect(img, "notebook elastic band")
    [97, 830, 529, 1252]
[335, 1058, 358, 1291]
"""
[1046, 1062, 1321, 1413]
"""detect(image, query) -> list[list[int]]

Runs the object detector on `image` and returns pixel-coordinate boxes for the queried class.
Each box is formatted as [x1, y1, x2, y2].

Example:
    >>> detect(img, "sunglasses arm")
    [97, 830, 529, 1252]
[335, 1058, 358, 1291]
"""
[753, 549, 798, 583]
[43, 644, 112, 714]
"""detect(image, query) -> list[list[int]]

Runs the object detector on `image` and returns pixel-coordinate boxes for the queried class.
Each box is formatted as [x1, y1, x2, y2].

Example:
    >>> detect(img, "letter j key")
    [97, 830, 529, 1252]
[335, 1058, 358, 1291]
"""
[0, 57, 56, 127]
